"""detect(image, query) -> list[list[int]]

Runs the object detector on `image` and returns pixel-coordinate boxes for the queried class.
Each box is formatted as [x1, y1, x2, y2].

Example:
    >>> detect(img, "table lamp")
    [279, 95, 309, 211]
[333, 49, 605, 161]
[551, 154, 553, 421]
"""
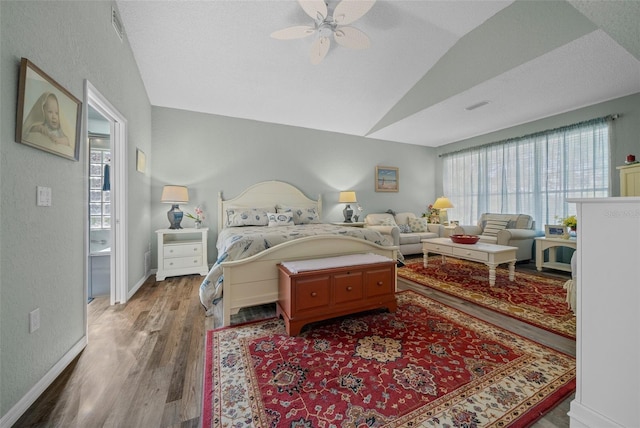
[161, 185, 189, 229]
[338, 191, 357, 223]
[432, 196, 454, 225]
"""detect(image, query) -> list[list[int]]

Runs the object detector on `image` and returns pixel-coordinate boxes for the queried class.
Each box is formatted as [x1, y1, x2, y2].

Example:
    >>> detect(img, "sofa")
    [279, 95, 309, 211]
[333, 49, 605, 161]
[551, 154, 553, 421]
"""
[364, 212, 440, 258]
[453, 213, 538, 261]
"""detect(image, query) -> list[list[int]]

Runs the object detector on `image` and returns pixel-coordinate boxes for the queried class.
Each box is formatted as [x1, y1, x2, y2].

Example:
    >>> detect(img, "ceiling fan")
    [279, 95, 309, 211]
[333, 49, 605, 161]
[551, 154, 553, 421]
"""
[271, 0, 376, 65]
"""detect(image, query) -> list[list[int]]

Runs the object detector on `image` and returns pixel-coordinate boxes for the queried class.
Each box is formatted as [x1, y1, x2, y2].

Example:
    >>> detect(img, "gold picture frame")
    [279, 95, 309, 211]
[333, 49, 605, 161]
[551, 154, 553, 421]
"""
[15, 58, 81, 161]
[375, 166, 399, 192]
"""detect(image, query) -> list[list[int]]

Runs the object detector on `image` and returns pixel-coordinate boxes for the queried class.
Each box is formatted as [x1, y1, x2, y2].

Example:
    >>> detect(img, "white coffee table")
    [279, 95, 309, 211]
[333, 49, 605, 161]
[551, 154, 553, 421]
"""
[421, 238, 517, 286]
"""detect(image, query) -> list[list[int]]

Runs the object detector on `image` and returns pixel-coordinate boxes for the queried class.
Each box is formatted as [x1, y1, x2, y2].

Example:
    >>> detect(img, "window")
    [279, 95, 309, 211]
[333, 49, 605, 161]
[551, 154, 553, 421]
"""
[442, 118, 609, 229]
[89, 149, 111, 229]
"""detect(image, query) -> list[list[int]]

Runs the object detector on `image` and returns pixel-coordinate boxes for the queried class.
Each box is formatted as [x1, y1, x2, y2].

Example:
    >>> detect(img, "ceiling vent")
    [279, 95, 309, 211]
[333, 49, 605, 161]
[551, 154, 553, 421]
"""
[112, 7, 124, 42]
[465, 101, 490, 111]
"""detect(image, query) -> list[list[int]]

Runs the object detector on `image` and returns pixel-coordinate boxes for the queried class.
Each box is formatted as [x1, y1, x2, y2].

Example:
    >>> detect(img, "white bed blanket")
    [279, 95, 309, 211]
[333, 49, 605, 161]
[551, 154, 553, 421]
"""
[199, 224, 393, 314]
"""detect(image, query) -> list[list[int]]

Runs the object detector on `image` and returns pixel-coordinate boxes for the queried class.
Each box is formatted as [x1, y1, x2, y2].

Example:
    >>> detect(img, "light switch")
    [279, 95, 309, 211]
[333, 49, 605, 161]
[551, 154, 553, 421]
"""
[37, 186, 52, 206]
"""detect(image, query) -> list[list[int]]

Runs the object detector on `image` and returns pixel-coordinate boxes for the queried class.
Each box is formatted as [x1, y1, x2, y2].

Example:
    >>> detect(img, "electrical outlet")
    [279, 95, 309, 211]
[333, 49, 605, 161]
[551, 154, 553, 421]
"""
[29, 308, 40, 333]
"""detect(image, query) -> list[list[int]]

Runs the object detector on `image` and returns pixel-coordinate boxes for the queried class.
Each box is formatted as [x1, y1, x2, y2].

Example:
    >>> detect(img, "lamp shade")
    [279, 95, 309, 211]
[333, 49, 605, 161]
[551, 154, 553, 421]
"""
[432, 196, 454, 210]
[338, 191, 357, 203]
[161, 185, 189, 204]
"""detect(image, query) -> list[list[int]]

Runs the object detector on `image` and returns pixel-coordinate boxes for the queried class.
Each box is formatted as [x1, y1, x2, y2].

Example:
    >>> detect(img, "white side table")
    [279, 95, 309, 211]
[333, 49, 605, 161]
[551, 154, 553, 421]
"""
[156, 227, 209, 280]
[534, 236, 576, 272]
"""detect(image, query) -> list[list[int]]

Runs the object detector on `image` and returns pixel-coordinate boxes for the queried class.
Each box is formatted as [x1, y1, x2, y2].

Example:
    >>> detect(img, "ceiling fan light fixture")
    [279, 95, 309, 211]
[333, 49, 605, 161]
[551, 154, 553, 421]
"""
[273, 0, 375, 64]
[310, 36, 331, 65]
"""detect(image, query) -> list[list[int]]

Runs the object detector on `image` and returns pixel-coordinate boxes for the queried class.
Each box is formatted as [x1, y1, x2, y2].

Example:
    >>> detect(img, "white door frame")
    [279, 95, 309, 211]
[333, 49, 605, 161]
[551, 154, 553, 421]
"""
[84, 80, 128, 307]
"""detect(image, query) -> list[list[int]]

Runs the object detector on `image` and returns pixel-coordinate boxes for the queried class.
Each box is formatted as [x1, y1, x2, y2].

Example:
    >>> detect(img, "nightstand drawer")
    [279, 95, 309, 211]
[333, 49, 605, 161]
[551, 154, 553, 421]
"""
[452, 247, 488, 262]
[164, 255, 203, 270]
[164, 243, 202, 258]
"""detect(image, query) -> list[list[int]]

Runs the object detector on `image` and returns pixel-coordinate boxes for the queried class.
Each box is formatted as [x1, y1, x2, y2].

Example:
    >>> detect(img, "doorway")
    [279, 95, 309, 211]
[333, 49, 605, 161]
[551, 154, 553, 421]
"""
[84, 81, 128, 310]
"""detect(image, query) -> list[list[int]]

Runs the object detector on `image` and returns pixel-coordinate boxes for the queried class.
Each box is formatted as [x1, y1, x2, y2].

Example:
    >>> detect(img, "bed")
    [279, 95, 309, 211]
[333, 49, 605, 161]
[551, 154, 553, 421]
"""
[199, 181, 398, 326]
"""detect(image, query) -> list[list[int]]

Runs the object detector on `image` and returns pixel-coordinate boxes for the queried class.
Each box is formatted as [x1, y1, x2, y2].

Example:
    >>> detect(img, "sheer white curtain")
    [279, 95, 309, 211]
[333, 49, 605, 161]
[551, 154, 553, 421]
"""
[442, 118, 609, 229]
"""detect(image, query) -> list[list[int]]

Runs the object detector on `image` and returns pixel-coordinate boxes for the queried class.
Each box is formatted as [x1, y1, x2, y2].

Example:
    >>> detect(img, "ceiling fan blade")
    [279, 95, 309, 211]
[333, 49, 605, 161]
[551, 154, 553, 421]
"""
[310, 36, 330, 65]
[334, 26, 370, 49]
[298, 0, 327, 21]
[333, 0, 375, 25]
[271, 25, 315, 40]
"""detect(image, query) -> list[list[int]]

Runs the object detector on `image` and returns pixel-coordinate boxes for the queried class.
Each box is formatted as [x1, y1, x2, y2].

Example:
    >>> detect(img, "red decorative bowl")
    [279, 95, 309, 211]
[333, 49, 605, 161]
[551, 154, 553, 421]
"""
[450, 234, 480, 244]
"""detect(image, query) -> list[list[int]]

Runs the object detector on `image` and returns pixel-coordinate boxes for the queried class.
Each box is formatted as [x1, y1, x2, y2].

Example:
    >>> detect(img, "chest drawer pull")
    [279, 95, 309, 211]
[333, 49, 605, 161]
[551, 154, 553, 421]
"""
[346, 286, 353, 291]
[377, 281, 383, 286]
[311, 291, 317, 297]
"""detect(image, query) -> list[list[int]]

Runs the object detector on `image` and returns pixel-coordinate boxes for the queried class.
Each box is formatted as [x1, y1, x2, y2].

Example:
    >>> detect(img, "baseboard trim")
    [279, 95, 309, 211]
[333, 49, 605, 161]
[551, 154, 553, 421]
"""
[569, 400, 624, 428]
[128, 271, 152, 300]
[0, 336, 87, 428]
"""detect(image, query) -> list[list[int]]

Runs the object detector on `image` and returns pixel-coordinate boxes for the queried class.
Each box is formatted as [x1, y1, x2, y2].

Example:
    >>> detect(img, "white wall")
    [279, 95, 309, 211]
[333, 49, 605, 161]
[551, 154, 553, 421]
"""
[0, 1, 151, 421]
[151, 107, 438, 264]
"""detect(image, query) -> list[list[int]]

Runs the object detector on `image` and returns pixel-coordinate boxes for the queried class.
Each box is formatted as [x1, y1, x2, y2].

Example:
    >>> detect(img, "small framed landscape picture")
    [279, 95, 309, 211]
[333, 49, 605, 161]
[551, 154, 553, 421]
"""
[15, 58, 82, 161]
[545, 224, 566, 238]
[375, 166, 399, 192]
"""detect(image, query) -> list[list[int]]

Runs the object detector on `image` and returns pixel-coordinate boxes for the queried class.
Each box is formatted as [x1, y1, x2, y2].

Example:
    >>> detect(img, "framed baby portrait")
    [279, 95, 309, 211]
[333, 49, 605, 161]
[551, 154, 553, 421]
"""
[16, 58, 82, 161]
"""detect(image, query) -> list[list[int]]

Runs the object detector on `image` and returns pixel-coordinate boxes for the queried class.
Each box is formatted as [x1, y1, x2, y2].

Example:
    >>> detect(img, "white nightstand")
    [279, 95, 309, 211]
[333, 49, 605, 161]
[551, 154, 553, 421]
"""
[156, 228, 209, 281]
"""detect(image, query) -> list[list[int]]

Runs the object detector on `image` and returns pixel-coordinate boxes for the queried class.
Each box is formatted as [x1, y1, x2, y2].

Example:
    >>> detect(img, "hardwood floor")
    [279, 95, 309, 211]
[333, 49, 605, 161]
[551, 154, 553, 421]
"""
[14, 260, 575, 427]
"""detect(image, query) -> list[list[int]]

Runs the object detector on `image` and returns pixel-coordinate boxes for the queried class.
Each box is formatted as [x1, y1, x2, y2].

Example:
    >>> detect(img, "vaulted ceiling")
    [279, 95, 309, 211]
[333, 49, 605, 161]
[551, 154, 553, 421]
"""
[116, 0, 640, 147]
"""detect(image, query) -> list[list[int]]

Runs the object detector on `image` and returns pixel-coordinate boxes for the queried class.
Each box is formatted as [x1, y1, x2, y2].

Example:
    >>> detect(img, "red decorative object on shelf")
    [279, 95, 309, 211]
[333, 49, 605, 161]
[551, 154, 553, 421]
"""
[450, 234, 480, 244]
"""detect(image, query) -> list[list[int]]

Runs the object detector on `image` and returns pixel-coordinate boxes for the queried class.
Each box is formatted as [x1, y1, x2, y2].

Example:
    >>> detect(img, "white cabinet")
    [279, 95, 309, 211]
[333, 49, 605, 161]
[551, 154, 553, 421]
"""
[156, 228, 209, 281]
[617, 163, 640, 196]
[567, 198, 640, 428]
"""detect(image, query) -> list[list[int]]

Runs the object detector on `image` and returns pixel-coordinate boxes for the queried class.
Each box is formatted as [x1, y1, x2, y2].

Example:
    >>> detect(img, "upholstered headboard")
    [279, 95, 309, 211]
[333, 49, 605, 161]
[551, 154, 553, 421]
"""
[217, 181, 322, 233]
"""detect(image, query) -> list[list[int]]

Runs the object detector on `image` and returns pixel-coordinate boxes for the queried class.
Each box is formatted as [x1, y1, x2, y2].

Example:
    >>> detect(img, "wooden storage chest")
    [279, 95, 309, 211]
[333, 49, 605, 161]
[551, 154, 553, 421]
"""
[277, 260, 397, 335]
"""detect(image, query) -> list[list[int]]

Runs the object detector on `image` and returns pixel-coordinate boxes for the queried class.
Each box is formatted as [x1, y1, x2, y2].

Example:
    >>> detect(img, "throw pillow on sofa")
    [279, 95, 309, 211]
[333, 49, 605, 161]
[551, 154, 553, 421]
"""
[398, 224, 412, 233]
[381, 218, 398, 227]
[482, 219, 509, 237]
[408, 217, 429, 232]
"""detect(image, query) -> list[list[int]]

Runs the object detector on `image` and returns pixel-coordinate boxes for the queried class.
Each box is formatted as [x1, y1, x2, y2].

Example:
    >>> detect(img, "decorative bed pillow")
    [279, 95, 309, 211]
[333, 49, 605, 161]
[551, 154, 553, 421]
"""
[267, 212, 294, 227]
[482, 219, 510, 237]
[408, 217, 429, 232]
[398, 224, 412, 233]
[226, 207, 270, 227]
[278, 206, 321, 224]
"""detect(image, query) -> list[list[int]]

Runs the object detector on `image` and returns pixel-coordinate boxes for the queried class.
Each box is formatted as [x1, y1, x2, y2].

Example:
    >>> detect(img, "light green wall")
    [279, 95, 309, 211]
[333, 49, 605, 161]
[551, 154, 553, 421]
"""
[151, 107, 437, 264]
[0, 0, 151, 420]
[434, 92, 640, 198]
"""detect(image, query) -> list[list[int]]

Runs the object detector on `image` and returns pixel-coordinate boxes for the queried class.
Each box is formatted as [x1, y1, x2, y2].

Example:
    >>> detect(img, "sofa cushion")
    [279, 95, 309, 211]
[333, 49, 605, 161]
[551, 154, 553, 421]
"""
[408, 217, 430, 232]
[399, 231, 438, 245]
[482, 218, 510, 237]
[398, 224, 412, 233]
[478, 235, 498, 244]
[381, 217, 398, 227]
[394, 212, 417, 225]
[365, 213, 395, 226]
[480, 213, 533, 230]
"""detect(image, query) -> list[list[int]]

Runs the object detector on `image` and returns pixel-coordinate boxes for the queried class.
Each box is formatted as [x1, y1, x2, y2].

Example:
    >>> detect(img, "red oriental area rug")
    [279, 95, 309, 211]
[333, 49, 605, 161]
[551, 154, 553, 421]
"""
[398, 257, 576, 339]
[203, 291, 575, 427]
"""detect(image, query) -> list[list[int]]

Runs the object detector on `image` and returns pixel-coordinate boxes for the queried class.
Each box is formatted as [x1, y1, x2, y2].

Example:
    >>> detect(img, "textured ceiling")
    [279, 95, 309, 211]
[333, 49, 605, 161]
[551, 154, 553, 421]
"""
[116, 0, 640, 147]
